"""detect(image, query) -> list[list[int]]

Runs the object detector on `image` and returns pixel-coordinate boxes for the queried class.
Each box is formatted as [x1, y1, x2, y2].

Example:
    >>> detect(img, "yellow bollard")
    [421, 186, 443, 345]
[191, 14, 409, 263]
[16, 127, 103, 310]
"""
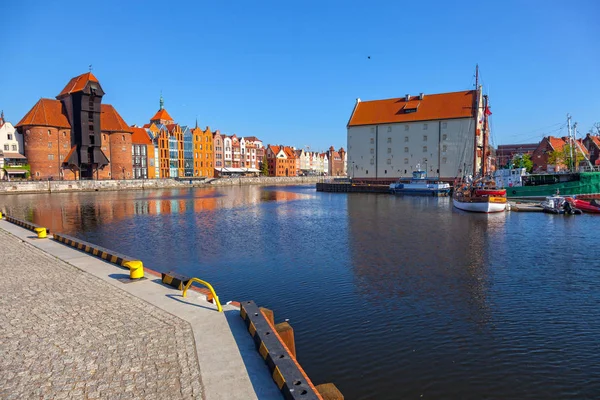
[124, 260, 144, 279]
[34, 227, 47, 239]
[0, 212, 3, 219]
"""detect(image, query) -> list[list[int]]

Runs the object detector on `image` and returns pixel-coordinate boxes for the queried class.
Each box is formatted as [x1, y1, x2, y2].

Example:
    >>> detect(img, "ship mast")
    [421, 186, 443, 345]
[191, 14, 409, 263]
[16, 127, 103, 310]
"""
[472, 65, 480, 177]
[481, 94, 489, 176]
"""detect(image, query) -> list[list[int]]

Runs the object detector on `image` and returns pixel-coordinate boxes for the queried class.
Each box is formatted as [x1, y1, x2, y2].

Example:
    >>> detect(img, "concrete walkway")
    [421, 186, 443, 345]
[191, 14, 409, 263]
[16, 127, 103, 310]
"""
[0, 221, 282, 400]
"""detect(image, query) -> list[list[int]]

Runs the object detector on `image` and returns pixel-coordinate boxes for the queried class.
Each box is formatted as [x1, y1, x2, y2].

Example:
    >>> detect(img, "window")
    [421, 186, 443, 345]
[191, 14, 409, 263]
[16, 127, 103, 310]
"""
[48, 154, 54, 160]
[370, 159, 374, 165]
[11, 145, 16, 151]
[63, 131, 67, 137]
[387, 159, 391, 165]
[423, 146, 427, 152]
[3, 145, 8, 151]
[442, 122, 447, 129]
[48, 130, 51, 135]
[404, 147, 409, 153]
[370, 148, 374, 154]
[7, 134, 12, 140]
[122, 135, 125, 141]
[405, 125, 409, 131]
[48, 142, 52, 148]
[442, 145, 447, 152]
[387, 148, 392, 154]
[423, 135, 427, 141]
[387, 137, 392, 144]
[404, 158, 409, 164]
[442, 134, 447, 141]
[60, 155, 64, 160]
[423, 124, 428, 130]
[442, 157, 447, 164]
[370, 138, 374, 144]
[387, 126, 392, 132]
[405, 136, 409, 142]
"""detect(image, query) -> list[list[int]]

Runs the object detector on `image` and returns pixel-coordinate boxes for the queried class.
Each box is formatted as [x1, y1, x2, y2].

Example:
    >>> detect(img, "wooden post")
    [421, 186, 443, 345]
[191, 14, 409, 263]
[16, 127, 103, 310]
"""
[275, 322, 296, 358]
[315, 383, 344, 400]
[259, 307, 274, 325]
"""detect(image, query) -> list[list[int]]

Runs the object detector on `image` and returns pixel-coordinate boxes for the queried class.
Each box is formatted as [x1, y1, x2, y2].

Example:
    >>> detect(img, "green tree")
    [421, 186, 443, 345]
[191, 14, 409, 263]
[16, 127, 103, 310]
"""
[260, 157, 269, 176]
[547, 144, 585, 171]
[511, 153, 533, 173]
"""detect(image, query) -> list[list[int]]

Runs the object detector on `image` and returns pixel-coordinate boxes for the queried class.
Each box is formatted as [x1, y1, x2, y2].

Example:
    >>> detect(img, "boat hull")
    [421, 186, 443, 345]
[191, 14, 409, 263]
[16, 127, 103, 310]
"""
[390, 188, 450, 196]
[453, 198, 507, 213]
[506, 172, 600, 199]
[567, 198, 600, 213]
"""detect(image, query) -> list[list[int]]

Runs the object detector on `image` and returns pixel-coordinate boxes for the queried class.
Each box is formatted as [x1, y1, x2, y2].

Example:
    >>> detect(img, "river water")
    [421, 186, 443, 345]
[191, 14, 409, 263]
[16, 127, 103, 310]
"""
[2, 185, 599, 399]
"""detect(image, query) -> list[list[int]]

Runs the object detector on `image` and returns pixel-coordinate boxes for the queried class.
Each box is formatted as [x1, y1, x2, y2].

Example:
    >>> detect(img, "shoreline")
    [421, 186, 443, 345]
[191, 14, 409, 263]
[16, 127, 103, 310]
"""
[0, 176, 322, 195]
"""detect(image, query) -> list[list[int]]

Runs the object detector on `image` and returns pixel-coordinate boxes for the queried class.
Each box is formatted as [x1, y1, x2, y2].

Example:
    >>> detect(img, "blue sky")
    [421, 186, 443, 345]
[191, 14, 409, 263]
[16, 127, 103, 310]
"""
[2, 0, 598, 151]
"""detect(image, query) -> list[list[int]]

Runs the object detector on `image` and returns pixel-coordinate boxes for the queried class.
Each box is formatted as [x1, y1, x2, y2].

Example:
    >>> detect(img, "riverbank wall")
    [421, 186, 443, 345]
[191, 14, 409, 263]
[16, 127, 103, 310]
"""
[0, 176, 321, 194]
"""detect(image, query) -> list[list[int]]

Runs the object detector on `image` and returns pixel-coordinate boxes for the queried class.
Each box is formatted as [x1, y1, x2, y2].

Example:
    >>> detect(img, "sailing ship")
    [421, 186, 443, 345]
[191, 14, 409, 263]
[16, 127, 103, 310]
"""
[452, 66, 508, 213]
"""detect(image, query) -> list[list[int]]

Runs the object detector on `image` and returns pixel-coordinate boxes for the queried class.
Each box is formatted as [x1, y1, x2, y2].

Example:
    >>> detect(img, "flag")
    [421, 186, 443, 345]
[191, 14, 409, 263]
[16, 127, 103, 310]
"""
[484, 106, 492, 116]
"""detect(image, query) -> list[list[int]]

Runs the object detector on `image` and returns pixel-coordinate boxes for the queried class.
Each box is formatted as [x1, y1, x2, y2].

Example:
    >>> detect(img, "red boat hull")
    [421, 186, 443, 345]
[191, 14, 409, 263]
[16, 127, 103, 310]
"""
[475, 189, 507, 196]
[567, 198, 600, 213]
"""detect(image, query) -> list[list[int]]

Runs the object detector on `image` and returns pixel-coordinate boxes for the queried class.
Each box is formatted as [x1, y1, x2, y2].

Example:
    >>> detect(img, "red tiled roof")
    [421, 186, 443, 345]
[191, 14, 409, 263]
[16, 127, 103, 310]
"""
[284, 146, 297, 159]
[348, 90, 476, 126]
[151, 108, 173, 122]
[142, 123, 151, 128]
[547, 136, 566, 151]
[101, 104, 132, 133]
[131, 127, 152, 145]
[57, 72, 99, 97]
[16, 98, 71, 128]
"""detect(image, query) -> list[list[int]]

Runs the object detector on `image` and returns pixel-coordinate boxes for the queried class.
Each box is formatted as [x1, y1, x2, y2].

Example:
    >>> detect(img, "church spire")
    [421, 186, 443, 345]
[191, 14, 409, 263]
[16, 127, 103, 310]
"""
[159, 91, 164, 110]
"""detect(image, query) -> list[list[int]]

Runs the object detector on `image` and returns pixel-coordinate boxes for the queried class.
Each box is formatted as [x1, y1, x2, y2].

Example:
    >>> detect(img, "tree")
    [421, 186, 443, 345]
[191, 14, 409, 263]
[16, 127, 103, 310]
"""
[260, 157, 269, 176]
[511, 153, 533, 173]
[547, 144, 585, 171]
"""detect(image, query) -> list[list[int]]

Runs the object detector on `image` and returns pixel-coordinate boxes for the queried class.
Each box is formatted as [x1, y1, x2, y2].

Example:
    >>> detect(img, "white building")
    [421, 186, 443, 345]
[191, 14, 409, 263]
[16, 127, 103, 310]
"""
[0, 112, 27, 179]
[347, 90, 484, 181]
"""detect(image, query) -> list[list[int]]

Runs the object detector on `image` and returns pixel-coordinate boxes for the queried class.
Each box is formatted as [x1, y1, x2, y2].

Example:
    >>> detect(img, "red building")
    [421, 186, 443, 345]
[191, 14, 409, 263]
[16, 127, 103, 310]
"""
[266, 145, 297, 177]
[496, 143, 538, 168]
[16, 72, 132, 180]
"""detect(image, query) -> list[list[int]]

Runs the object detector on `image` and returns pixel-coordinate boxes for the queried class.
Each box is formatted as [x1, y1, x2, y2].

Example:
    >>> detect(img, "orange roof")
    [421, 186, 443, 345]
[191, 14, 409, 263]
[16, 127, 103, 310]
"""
[547, 136, 566, 151]
[348, 90, 476, 126]
[131, 127, 152, 145]
[150, 108, 173, 122]
[101, 104, 131, 132]
[284, 146, 297, 159]
[57, 72, 99, 97]
[16, 98, 71, 128]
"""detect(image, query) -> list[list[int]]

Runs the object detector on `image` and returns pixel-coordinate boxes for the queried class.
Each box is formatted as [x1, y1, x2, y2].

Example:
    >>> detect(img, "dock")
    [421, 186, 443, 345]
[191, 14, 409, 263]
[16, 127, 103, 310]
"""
[509, 202, 544, 212]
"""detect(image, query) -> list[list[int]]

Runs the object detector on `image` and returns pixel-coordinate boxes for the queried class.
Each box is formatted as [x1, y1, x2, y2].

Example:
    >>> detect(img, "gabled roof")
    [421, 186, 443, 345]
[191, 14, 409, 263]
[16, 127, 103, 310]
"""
[101, 104, 132, 132]
[57, 72, 99, 98]
[151, 108, 173, 122]
[131, 127, 152, 145]
[16, 98, 71, 129]
[348, 90, 476, 126]
[283, 147, 296, 159]
[244, 136, 260, 142]
[546, 136, 589, 156]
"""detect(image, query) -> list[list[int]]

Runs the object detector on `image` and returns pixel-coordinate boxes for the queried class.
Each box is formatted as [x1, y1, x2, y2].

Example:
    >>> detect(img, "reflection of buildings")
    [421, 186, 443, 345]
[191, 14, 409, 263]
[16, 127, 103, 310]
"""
[347, 195, 498, 324]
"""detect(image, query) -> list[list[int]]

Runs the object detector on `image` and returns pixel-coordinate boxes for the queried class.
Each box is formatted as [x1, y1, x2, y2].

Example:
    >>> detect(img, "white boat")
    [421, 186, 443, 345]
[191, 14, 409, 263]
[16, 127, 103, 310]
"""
[389, 169, 450, 196]
[453, 179, 507, 213]
[452, 197, 507, 213]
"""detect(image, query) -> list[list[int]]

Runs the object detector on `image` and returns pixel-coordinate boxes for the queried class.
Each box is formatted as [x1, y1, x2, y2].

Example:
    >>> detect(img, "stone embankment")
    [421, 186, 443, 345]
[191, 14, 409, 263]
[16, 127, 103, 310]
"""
[0, 176, 321, 194]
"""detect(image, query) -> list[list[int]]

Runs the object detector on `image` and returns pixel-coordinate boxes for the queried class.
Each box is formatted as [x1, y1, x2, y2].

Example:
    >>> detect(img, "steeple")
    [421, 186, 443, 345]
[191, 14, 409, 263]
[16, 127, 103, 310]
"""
[195, 117, 198, 129]
[159, 92, 164, 110]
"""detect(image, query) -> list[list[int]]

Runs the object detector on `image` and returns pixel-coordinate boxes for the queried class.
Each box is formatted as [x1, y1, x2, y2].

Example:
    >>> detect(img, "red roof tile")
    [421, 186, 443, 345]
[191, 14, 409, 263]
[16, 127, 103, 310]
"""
[131, 127, 152, 145]
[150, 108, 173, 122]
[101, 104, 131, 133]
[16, 98, 71, 129]
[348, 90, 476, 126]
[57, 72, 99, 98]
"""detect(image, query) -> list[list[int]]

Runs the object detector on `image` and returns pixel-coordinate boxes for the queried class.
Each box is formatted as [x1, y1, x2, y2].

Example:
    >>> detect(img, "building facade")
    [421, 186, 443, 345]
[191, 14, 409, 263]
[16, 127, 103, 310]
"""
[266, 145, 297, 177]
[193, 125, 214, 178]
[347, 90, 484, 181]
[0, 112, 27, 179]
[496, 143, 538, 168]
[16, 72, 132, 180]
[582, 134, 600, 166]
[131, 127, 155, 179]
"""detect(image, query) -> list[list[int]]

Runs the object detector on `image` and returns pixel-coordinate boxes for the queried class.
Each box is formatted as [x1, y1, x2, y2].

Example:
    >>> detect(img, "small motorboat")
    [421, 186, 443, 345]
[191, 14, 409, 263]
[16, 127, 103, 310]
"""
[566, 197, 600, 214]
[541, 195, 582, 215]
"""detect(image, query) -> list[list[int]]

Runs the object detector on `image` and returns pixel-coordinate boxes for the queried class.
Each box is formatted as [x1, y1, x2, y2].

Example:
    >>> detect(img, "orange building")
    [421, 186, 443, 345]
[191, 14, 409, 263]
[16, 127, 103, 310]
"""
[265, 145, 297, 177]
[192, 124, 214, 178]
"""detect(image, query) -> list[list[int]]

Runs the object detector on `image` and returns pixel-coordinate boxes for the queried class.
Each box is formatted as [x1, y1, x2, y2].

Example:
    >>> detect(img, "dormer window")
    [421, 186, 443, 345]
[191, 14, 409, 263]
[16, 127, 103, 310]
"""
[403, 102, 420, 113]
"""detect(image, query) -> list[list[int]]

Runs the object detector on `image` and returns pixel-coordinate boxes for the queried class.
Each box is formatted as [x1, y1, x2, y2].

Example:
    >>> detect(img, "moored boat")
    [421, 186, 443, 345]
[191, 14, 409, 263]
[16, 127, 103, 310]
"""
[453, 180, 507, 213]
[566, 197, 600, 213]
[541, 195, 582, 215]
[389, 169, 450, 196]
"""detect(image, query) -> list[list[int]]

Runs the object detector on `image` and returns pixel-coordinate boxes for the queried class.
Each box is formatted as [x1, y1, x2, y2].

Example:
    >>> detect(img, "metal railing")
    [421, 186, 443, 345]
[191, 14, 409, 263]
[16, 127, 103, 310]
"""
[182, 278, 223, 312]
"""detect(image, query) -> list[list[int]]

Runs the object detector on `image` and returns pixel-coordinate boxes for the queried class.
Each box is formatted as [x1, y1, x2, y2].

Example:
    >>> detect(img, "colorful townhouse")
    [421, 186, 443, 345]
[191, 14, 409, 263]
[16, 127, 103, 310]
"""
[192, 124, 214, 178]
[131, 127, 155, 179]
[266, 145, 297, 177]
[0, 111, 27, 179]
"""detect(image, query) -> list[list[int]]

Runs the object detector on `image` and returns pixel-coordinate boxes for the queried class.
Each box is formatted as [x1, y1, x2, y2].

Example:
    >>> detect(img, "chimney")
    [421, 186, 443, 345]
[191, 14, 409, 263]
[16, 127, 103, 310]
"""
[419, 93, 425, 100]
[405, 94, 411, 101]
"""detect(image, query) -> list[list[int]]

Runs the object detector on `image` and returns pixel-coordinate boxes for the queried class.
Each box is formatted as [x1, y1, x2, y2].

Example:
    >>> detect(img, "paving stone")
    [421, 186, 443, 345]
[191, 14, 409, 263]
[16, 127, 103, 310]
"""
[0, 229, 203, 399]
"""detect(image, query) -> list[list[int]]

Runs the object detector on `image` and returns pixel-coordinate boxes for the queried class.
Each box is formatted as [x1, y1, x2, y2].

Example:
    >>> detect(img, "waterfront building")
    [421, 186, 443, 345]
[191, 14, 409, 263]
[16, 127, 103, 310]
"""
[16, 72, 132, 180]
[582, 133, 600, 166]
[231, 135, 240, 168]
[496, 143, 538, 168]
[0, 111, 27, 179]
[318, 153, 329, 176]
[213, 130, 224, 174]
[327, 146, 346, 176]
[531, 136, 589, 172]
[347, 91, 484, 181]
[243, 136, 264, 171]
[182, 126, 193, 177]
[131, 127, 155, 179]
[192, 124, 214, 178]
[147, 97, 185, 178]
[223, 136, 232, 168]
[266, 145, 297, 177]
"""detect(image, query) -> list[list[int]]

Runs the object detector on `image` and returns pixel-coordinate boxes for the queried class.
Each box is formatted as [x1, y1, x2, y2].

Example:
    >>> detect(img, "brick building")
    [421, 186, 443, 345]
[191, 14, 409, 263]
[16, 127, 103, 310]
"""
[496, 143, 538, 168]
[266, 145, 297, 177]
[582, 134, 600, 166]
[327, 146, 346, 176]
[16, 72, 132, 180]
[531, 136, 589, 172]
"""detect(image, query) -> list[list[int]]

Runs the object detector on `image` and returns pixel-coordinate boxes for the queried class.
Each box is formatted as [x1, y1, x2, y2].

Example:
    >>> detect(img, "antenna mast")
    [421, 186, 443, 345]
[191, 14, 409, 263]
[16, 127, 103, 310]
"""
[472, 64, 479, 177]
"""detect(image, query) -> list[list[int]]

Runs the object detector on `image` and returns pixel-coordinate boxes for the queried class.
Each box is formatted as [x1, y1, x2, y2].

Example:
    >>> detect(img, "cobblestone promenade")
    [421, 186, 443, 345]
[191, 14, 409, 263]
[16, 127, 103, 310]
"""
[0, 229, 202, 399]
